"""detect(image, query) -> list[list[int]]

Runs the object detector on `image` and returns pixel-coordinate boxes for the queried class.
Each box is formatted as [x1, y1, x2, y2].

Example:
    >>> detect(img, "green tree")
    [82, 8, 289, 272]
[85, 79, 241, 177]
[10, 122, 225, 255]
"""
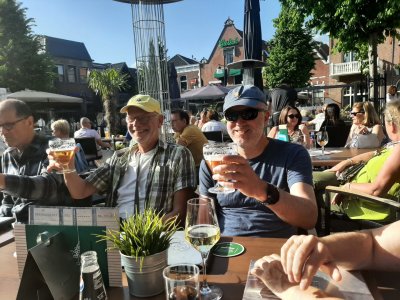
[263, 2, 315, 88]
[0, 0, 55, 92]
[282, 0, 400, 101]
[88, 69, 129, 135]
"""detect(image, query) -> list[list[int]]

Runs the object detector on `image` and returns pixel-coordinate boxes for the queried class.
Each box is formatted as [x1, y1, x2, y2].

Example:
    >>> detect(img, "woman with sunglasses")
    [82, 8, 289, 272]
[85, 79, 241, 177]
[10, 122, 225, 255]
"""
[268, 106, 311, 149]
[345, 102, 385, 148]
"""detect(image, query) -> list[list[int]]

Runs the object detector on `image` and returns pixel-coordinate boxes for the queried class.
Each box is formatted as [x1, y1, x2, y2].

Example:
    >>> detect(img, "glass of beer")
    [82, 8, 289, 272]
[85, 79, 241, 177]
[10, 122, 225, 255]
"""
[49, 138, 76, 173]
[203, 142, 237, 194]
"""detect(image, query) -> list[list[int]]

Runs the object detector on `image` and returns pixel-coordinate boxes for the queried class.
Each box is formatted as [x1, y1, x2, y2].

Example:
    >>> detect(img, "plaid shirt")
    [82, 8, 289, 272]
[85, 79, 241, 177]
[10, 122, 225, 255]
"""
[86, 139, 196, 214]
[0, 134, 70, 222]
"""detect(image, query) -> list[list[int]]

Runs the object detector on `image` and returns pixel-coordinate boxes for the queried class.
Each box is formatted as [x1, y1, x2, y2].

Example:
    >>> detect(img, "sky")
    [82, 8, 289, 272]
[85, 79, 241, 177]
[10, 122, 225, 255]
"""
[19, 0, 327, 67]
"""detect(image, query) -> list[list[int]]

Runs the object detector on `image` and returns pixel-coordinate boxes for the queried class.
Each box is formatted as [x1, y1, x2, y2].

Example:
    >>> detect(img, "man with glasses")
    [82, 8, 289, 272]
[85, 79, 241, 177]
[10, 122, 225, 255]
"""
[199, 85, 317, 237]
[0, 99, 72, 223]
[49, 95, 196, 225]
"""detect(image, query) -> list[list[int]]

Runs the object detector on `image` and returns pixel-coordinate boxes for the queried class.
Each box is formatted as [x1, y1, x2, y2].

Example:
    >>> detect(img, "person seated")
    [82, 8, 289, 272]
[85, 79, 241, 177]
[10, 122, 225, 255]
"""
[74, 117, 111, 155]
[268, 106, 311, 149]
[251, 221, 400, 299]
[314, 100, 400, 223]
[201, 110, 227, 134]
[50, 119, 89, 173]
[319, 103, 345, 128]
[306, 104, 326, 131]
[195, 109, 209, 130]
[345, 101, 385, 148]
[387, 85, 400, 103]
[318, 103, 348, 147]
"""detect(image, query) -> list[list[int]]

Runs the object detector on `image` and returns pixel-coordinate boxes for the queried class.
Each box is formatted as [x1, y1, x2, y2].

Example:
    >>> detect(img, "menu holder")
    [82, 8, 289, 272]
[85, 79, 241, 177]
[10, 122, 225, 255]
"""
[14, 206, 122, 287]
[17, 231, 79, 300]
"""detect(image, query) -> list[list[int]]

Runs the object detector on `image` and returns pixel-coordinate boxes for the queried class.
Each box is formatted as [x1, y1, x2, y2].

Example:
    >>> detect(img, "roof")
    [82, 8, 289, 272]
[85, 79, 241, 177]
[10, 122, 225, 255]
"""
[314, 42, 329, 63]
[168, 54, 199, 67]
[42, 35, 92, 61]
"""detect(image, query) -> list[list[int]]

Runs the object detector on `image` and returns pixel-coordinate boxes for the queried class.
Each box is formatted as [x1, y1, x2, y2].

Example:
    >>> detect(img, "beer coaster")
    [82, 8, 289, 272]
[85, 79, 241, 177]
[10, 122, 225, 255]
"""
[212, 242, 245, 257]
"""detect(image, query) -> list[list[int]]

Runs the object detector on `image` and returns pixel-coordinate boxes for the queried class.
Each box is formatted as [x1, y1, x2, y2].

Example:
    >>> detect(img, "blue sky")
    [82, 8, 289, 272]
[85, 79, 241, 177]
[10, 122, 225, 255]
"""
[19, 0, 326, 67]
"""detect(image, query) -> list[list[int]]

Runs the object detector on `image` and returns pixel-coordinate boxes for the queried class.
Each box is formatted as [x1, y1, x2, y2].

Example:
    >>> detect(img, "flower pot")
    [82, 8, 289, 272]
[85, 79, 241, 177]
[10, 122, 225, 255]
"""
[120, 249, 168, 297]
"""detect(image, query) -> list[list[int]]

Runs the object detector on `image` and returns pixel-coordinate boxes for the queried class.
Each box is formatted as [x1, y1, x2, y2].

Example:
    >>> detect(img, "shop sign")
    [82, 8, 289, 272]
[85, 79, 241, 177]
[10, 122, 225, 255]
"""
[219, 38, 239, 48]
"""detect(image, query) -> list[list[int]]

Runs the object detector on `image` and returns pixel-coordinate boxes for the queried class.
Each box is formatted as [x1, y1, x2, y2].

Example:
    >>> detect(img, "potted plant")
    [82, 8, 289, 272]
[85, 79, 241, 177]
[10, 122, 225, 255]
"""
[96, 209, 179, 297]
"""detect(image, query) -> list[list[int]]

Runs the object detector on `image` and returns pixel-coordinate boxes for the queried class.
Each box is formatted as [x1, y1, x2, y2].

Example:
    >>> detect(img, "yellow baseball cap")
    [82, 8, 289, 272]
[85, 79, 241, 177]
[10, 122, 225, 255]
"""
[120, 94, 161, 114]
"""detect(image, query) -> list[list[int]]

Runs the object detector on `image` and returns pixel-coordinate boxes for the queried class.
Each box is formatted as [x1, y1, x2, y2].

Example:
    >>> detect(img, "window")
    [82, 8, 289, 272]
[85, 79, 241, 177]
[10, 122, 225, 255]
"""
[79, 67, 88, 83]
[180, 75, 187, 91]
[223, 47, 234, 65]
[313, 86, 324, 104]
[343, 52, 356, 63]
[56, 65, 64, 82]
[67, 66, 76, 83]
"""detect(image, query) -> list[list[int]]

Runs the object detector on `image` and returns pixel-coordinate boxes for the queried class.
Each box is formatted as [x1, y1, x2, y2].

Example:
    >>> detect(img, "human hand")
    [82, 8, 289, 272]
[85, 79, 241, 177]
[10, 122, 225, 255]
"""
[211, 154, 266, 199]
[280, 235, 342, 290]
[331, 192, 344, 205]
[326, 160, 348, 175]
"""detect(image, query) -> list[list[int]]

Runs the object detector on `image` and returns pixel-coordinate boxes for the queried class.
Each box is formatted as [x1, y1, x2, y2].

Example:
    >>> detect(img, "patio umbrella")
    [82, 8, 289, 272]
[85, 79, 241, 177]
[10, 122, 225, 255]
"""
[6, 90, 83, 103]
[181, 84, 231, 101]
[168, 62, 181, 99]
[243, 0, 263, 89]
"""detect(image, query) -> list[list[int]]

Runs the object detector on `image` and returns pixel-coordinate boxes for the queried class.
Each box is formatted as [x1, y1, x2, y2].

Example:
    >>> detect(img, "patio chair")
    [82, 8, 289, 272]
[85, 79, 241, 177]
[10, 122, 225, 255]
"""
[322, 185, 400, 236]
[203, 131, 224, 142]
[74, 137, 102, 165]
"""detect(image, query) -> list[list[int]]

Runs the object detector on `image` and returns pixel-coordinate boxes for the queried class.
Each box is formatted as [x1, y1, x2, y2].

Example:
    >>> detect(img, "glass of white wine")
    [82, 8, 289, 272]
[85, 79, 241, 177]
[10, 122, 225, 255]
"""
[48, 138, 76, 173]
[316, 131, 329, 155]
[203, 142, 237, 194]
[185, 197, 222, 300]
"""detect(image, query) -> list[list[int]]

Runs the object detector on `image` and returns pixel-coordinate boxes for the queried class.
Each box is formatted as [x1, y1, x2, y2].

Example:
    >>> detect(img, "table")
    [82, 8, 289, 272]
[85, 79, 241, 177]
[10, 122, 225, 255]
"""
[1, 232, 399, 299]
[310, 147, 375, 167]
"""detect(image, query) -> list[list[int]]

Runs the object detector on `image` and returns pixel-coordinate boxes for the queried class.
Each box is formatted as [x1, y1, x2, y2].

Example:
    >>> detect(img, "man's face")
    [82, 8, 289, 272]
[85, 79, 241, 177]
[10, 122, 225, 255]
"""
[225, 106, 269, 148]
[126, 107, 163, 145]
[0, 109, 34, 149]
[170, 113, 187, 133]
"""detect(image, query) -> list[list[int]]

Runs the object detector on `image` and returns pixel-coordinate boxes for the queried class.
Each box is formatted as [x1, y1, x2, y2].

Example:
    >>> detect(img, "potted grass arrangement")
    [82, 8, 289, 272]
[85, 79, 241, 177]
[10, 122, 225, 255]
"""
[96, 208, 179, 297]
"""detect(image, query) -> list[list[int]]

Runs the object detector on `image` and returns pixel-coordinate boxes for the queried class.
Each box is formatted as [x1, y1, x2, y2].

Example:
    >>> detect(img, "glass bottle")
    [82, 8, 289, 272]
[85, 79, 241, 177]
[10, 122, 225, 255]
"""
[79, 251, 108, 300]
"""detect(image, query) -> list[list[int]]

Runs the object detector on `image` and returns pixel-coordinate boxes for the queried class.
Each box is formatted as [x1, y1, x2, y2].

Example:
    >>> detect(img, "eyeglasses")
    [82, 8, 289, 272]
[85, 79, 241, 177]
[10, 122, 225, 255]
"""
[126, 114, 158, 124]
[350, 111, 365, 116]
[224, 108, 261, 122]
[287, 114, 301, 119]
[0, 116, 28, 131]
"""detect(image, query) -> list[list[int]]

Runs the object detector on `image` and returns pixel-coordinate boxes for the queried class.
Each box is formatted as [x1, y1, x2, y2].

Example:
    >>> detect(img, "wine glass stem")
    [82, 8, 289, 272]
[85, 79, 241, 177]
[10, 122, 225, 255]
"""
[200, 252, 210, 292]
[322, 146, 325, 155]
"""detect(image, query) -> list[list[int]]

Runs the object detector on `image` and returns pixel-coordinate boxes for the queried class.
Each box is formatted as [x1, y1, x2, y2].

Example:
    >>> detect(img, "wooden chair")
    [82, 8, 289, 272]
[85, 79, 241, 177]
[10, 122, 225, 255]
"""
[322, 185, 400, 235]
[74, 137, 102, 165]
[203, 131, 224, 142]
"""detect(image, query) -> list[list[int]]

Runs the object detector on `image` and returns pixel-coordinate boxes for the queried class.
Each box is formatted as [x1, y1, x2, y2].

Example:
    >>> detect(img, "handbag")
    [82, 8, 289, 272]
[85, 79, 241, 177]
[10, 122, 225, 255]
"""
[337, 161, 366, 184]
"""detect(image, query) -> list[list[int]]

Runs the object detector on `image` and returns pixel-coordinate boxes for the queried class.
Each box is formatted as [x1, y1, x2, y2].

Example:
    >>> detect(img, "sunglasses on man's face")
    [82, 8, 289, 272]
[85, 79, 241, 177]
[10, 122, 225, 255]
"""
[224, 108, 261, 122]
[287, 114, 300, 119]
[350, 111, 365, 116]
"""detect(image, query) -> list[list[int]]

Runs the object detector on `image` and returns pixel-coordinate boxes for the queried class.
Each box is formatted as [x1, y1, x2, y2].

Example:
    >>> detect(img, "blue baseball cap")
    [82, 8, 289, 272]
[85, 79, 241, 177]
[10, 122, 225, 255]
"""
[223, 85, 267, 112]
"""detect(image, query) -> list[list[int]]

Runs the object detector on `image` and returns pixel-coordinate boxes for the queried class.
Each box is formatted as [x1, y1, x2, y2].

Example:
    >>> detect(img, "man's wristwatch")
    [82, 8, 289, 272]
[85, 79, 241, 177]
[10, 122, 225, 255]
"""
[262, 183, 280, 205]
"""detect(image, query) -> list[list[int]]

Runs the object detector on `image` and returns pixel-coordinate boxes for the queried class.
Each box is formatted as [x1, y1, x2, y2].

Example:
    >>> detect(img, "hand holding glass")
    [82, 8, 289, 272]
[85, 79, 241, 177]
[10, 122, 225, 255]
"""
[203, 142, 237, 194]
[48, 138, 76, 173]
[185, 197, 222, 300]
[316, 131, 329, 155]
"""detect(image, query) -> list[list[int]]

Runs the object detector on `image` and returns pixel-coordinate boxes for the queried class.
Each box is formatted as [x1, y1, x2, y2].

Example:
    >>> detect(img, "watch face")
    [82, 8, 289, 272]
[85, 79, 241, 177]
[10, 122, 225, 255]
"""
[267, 184, 280, 205]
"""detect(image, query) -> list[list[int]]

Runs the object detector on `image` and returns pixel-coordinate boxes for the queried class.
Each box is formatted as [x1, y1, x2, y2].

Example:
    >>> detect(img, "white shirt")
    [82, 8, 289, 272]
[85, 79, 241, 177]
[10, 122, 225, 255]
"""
[387, 93, 400, 103]
[201, 120, 227, 134]
[74, 127, 102, 150]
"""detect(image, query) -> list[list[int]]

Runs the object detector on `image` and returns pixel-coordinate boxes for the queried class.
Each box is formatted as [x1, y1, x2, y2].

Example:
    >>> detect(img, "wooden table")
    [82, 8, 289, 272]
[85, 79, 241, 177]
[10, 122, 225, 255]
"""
[311, 147, 375, 167]
[1, 232, 399, 299]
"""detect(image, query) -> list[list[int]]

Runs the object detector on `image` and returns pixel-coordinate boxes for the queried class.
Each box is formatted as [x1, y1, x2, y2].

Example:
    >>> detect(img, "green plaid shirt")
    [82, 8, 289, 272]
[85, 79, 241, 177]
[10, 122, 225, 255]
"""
[86, 139, 196, 214]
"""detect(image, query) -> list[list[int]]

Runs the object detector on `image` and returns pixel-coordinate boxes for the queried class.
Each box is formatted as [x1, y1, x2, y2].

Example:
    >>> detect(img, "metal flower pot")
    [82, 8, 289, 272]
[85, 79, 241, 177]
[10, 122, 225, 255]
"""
[120, 249, 168, 297]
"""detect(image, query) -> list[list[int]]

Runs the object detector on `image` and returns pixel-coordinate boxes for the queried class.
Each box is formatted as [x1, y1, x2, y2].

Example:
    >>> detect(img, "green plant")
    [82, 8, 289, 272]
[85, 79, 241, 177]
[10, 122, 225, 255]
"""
[96, 209, 179, 263]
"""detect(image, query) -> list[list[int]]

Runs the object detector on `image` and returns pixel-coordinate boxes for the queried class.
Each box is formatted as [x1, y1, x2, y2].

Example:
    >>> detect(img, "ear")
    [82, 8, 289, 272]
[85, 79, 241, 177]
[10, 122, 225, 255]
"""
[27, 116, 35, 128]
[158, 114, 164, 127]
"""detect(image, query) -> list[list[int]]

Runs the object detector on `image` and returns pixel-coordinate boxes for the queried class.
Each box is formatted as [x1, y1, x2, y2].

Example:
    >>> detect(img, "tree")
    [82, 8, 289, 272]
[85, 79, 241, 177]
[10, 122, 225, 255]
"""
[282, 0, 400, 101]
[88, 69, 129, 135]
[263, 2, 315, 88]
[0, 0, 55, 92]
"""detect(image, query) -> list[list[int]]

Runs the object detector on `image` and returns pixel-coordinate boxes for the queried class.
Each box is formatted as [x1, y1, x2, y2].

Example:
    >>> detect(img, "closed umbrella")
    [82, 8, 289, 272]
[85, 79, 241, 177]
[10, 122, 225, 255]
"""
[168, 62, 181, 99]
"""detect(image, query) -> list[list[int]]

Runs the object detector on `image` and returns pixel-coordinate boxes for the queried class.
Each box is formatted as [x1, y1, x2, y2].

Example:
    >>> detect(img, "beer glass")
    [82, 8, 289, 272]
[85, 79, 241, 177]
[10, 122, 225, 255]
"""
[203, 142, 237, 194]
[48, 138, 76, 173]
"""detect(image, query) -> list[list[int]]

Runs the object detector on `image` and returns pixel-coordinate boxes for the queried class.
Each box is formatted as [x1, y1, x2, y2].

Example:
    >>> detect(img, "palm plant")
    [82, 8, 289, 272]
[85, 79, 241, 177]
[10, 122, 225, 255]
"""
[88, 68, 129, 135]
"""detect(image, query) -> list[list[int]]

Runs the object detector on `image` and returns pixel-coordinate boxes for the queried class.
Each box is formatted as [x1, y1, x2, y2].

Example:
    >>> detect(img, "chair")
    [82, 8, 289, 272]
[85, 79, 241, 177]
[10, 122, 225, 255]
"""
[319, 124, 351, 148]
[74, 137, 102, 165]
[203, 131, 224, 142]
[321, 185, 400, 236]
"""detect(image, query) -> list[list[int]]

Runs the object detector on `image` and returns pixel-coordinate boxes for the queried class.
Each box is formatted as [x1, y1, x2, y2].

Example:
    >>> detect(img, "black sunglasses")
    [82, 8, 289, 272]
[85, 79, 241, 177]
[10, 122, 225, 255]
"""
[287, 114, 300, 119]
[224, 108, 261, 122]
[350, 111, 365, 116]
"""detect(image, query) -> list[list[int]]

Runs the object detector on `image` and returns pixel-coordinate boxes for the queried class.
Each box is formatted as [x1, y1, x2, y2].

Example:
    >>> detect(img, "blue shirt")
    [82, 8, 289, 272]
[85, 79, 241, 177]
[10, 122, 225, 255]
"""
[199, 138, 313, 238]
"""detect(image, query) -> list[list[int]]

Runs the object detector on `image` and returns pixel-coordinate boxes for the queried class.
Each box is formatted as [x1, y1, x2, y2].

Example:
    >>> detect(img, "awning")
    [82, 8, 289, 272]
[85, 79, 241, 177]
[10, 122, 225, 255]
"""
[213, 69, 242, 79]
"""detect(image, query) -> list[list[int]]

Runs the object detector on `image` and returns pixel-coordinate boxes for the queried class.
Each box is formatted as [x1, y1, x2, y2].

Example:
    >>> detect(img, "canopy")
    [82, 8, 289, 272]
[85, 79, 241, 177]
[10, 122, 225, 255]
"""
[6, 90, 83, 103]
[180, 84, 231, 100]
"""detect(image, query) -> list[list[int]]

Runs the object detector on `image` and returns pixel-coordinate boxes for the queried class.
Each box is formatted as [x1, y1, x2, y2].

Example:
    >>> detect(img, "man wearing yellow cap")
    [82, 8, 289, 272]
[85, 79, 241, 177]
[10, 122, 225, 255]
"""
[49, 94, 197, 224]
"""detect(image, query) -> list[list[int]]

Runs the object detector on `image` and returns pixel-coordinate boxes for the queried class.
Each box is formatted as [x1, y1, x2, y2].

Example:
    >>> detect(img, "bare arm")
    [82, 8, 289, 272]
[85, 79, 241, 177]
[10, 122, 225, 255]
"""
[299, 124, 311, 149]
[163, 187, 195, 227]
[96, 138, 111, 149]
[267, 126, 278, 139]
[371, 124, 385, 144]
[327, 150, 375, 173]
[63, 171, 98, 199]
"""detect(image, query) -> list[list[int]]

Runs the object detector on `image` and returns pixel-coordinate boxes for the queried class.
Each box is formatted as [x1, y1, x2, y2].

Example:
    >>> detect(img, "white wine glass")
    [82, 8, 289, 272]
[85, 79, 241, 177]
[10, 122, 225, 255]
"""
[48, 138, 76, 173]
[316, 131, 329, 155]
[185, 197, 222, 300]
[203, 142, 237, 194]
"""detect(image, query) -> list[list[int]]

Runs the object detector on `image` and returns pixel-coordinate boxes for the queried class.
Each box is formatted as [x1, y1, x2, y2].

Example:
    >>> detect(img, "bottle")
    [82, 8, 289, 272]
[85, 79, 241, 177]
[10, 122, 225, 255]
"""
[79, 251, 108, 300]
[310, 131, 316, 150]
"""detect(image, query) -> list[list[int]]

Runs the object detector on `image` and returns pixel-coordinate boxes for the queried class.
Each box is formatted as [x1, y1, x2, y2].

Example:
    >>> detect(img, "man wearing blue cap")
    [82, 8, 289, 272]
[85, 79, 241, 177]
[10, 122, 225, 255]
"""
[49, 94, 197, 225]
[199, 85, 317, 237]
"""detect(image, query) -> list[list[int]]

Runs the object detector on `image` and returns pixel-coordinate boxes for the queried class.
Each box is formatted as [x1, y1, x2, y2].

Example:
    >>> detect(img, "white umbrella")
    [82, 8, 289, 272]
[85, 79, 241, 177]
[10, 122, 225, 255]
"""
[6, 90, 83, 103]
